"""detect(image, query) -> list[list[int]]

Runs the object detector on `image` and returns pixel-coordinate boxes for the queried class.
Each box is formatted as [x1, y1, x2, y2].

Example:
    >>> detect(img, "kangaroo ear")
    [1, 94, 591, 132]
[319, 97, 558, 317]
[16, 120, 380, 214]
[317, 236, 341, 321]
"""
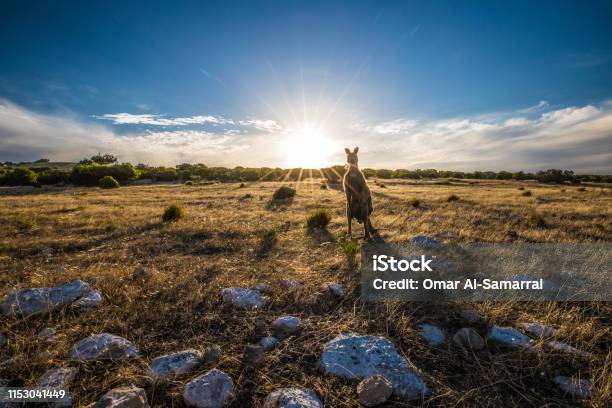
[345, 148, 351, 154]
[353, 147, 359, 154]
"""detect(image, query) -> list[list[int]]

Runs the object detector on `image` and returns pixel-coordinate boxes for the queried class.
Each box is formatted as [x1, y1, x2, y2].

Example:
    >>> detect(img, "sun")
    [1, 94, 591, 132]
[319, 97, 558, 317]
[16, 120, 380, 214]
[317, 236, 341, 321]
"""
[283, 125, 336, 168]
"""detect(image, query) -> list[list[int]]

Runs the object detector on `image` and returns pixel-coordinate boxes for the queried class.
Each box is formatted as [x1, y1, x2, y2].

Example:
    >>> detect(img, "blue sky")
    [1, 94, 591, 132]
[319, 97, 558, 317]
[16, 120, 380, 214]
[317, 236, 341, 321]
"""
[1, 1, 611, 172]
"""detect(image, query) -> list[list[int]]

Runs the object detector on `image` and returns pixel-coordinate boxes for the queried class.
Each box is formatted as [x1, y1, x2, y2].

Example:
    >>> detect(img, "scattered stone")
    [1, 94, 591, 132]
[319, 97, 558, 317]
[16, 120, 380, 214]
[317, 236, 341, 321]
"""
[553, 376, 591, 398]
[417, 324, 445, 346]
[519, 322, 558, 339]
[259, 336, 279, 351]
[254, 283, 272, 293]
[183, 369, 234, 408]
[357, 376, 393, 407]
[409, 236, 440, 247]
[95, 385, 149, 408]
[320, 333, 429, 400]
[36, 367, 78, 388]
[461, 309, 481, 324]
[73, 290, 103, 310]
[38, 350, 52, 361]
[0, 333, 6, 347]
[203, 346, 221, 366]
[220, 288, 266, 310]
[488, 326, 533, 349]
[546, 341, 592, 358]
[132, 265, 157, 281]
[149, 349, 203, 379]
[280, 280, 305, 290]
[243, 344, 264, 368]
[254, 318, 267, 336]
[38, 327, 57, 340]
[263, 388, 323, 408]
[326, 283, 345, 297]
[70, 333, 139, 361]
[453, 328, 485, 351]
[272, 316, 301, 339]
[2, 280, 91, 317]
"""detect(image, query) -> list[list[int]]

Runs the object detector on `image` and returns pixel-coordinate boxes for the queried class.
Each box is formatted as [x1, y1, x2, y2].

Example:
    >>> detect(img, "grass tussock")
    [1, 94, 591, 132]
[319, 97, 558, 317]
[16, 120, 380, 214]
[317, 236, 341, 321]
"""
[447, 194, 460, 202]
[522, 190, 533, 197]
[161, 203, 185, 222]
[257, 228, 278, 253]
[409, 198, 420, 208]
[305, 209, 331, 229]
[98, 175, 120, 189]
[272, 186, 296, 200]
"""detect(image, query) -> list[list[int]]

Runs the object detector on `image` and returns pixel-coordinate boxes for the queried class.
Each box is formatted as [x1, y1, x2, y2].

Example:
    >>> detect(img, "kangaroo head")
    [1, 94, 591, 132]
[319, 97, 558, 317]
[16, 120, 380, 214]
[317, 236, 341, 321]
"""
[345, 147, 359, 165]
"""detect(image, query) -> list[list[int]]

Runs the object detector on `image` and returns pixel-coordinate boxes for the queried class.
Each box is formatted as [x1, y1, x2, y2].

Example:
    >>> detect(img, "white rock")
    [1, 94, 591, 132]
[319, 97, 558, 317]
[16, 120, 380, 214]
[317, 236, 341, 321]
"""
[183, 369, 234, 408]
[280, 280, 305, 290]
[272, 316, 301, 338]
[36, 367, 78, 388]
[320, 333, 429, 400]
[262, 388, 323, 408]
[95, 385, 149, 407]
[38, 327, 57, 340]
[221, 288, 265, 310]
[149, 349, 203, 379]
[70, 333, 139, 361]
[488, 326, 533, 349]
[553, 376, 591, 398]
[519, 322, 558, 339]
[327, 283, 345, 297]
[73, 290, 102, 310]
[2, 280, 91, 317]
[255, 283, 272, 293]
[417, 324, 445, 346]
[546, 341, 591, 358]
[259, 336, 279, 351]
[409, 236, 440, 247]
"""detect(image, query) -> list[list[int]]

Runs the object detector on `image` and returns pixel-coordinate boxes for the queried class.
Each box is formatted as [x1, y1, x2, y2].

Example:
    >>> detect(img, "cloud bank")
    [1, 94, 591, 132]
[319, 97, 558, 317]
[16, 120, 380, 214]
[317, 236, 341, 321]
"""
[0, 99, 611, 173]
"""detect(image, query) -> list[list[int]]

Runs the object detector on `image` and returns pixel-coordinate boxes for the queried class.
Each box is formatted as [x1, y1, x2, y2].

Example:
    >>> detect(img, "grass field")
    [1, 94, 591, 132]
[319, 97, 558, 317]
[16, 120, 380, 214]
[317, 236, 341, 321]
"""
[0, 179, 610, 407]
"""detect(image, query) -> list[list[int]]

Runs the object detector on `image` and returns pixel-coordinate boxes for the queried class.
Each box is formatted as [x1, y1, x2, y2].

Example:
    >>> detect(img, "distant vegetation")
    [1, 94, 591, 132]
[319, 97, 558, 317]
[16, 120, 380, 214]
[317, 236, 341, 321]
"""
[0, 155, 610, 187]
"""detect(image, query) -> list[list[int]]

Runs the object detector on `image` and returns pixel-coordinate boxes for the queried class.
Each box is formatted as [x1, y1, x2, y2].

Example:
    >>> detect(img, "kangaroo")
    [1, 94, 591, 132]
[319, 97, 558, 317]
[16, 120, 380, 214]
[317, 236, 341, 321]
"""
[343, 147, 373, 239]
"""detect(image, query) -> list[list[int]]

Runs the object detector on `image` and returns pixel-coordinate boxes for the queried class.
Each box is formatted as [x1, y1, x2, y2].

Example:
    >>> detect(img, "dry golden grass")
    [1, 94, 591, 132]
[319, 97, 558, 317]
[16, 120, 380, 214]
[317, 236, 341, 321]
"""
[0, 179, 610, 407]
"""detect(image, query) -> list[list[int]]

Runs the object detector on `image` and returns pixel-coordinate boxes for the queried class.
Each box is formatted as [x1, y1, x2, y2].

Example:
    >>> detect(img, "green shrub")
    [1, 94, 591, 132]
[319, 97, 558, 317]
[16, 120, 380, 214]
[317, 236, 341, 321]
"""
[71, 163, 140, 186]
[162, 204, 185, 222]
[306, 209, 331, 229]
[99, 176, 120, 189]
[3, 168, 38, 186]
[37, 169, 70, 185]
[522, 190, 532, 197]
[409, 198, 420, 208]
[272, 186, 296, 200]
[257, 228, 277, 252]
[447, 194, 459, 202]
[338, 232, 360, 267]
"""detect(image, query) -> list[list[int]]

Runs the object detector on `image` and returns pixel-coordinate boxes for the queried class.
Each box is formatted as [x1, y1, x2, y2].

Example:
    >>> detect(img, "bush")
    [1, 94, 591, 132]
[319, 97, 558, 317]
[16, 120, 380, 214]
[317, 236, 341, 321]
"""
[447, 194, 459, 202]
[272, 186, 296, 200]
[257, 228, 277, 253]
[239, 182, 246, 188]
[517, 186, 525, 190]
[37, 169, 70, 185]
[306, 209, 331, 229]
[162, 204, 185, 222]
[3, 168, 38, 186]
[185, 181, 194, 185]
[409, 198, 420, 208]
[71, 163, 140, 186]
[522, 190, 532, 197]
[99, 176, 120, 189]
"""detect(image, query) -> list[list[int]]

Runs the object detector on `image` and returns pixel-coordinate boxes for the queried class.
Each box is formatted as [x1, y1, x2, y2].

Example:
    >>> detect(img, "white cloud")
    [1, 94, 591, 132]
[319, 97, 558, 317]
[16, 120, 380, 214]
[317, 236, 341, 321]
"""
[93, 113, 233, 126]
[352, 118, 418, 135]
[238, 119, 283, 132]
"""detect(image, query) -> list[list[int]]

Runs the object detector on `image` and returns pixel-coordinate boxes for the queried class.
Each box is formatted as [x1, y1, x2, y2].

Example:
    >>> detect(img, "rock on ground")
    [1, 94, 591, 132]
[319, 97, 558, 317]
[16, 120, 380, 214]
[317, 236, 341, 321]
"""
[519, 322, 558, 339]
[254, 283, 272, 293]
[259, 336, 279, 351]
[453, 328, 485, 351]
[38, 327, 57, 340]
[132, 265, 157, 281]
[220, 288, 265, 310]
[262, 388, 323, 408]
[417, 324, 445, 346]
[2, 280, 91, 317]
[461, 309, 481, 324]
[553, 376, 591, 398]
[357, 376, 393, 407]
[72, 290, 103, 310]
[70, 333, 139, 361]
[320, 333, 429, 400]
[280, 280, 305, 290]
[326, 283, 345, 297]
[487, 326, 533, 349]
[183, 369, 234, 408]
[149, 349, 203, 379]
[272, 316, 301, 339]
[36, 367, 78, 388]
[0, 333, 6, 347]
[95, 385, 149, 408]
[243, 344, 264, 368]
[546, 341, 591, 358]
[409, 236, 440, 247]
